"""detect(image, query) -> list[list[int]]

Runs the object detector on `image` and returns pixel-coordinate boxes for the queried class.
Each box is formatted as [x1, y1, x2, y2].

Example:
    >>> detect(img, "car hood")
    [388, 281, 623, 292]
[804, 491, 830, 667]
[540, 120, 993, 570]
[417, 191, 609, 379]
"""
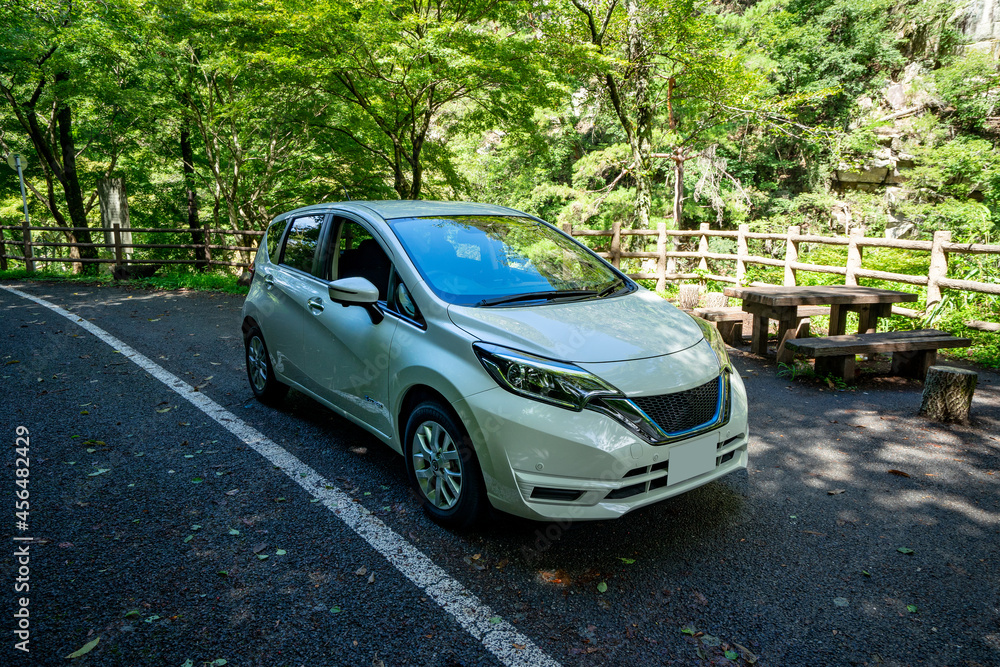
[447, 288, 704, 363]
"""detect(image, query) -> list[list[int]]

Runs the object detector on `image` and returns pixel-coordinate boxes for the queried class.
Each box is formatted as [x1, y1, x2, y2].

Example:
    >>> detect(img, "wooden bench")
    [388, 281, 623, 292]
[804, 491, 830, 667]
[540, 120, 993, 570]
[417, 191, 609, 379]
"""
[694, 305, 830, 347]
[783, 329, 972, 382]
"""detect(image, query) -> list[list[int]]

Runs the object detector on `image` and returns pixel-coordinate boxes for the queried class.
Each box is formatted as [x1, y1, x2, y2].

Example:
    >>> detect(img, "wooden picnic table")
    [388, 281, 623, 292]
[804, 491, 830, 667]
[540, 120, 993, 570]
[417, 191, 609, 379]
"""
[722, 285, 919, 363]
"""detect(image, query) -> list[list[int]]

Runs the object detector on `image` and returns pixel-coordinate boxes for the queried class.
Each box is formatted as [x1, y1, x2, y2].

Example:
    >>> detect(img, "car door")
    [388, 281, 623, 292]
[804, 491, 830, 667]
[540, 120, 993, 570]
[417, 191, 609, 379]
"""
[265, 212, 328, 386]
[301, 216, 399, 439]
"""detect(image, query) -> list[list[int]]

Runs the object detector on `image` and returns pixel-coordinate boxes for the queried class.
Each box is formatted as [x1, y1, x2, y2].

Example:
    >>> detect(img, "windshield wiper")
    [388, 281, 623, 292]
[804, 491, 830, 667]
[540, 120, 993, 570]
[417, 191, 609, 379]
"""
[597, 279, 626, 298]
[478, 289, 598, 307]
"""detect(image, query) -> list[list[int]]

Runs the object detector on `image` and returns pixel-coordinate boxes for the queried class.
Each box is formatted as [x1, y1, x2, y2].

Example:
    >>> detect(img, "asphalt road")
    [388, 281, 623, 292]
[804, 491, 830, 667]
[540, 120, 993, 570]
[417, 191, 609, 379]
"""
[2, 280, 998, 667]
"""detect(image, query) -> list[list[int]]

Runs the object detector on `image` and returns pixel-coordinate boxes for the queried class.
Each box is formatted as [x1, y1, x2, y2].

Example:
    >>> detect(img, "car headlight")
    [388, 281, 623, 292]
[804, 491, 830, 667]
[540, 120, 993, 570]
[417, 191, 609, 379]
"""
[693, 315, 732, 373]
[473, 343, 620, 411]
[473, 339, 731, 446]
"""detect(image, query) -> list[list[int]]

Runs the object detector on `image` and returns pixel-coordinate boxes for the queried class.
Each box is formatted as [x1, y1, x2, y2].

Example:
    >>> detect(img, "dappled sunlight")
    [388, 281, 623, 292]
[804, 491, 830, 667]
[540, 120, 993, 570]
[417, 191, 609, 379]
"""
[874, 489, 999, 527]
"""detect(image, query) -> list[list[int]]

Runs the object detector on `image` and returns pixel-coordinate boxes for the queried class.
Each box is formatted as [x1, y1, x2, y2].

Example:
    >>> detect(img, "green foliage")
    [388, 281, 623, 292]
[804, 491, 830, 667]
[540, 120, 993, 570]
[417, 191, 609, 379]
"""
[0, 267, 247, 293]
[933, 50, 1000, 131]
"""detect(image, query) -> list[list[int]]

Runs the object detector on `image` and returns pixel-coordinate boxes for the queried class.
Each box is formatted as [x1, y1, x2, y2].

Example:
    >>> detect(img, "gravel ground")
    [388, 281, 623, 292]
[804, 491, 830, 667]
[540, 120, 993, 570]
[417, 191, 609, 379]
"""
[2, 280, 998, 667]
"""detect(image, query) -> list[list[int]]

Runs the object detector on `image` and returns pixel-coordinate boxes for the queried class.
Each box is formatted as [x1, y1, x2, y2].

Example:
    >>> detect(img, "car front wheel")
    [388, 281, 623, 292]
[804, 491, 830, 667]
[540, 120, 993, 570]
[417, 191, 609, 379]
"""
[244, 326, 288, 404]
[405, 401, 485, 528]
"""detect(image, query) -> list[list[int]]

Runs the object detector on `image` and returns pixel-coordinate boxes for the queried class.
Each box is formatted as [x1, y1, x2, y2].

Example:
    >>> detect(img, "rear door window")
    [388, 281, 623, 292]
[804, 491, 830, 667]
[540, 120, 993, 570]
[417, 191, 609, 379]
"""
[281, 214, 325, 276]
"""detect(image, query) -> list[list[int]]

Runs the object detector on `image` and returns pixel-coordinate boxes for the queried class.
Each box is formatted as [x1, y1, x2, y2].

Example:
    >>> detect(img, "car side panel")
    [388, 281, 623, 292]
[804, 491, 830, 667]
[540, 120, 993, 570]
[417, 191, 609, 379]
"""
[302, 287, 399, 439]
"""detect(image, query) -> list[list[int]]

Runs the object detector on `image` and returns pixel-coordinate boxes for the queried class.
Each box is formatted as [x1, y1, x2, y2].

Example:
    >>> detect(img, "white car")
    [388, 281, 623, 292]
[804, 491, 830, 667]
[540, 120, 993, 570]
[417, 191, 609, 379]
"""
[241, 201, 748, 527]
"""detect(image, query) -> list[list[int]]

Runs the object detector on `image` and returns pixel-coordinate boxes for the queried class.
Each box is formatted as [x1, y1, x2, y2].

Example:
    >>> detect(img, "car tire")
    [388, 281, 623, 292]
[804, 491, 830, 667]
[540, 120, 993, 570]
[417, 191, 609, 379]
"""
[244, 326, 289, 404]
[404, 401, 485, 529]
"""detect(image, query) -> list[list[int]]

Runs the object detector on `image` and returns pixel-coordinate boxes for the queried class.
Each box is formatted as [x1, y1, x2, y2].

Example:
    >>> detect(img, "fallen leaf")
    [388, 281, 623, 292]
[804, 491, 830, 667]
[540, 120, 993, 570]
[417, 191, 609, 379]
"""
[225, 489, 239, 496]
[803, 530, 826, 536]
[87, 469, 110, 477]
[257, 554, 269, 561]
[907, 604, 918, 613]
[888, 469, 911, 478]
[733, 642, 758, 664]
[513, 643, 525, 650]
[65, 637, 100, 658]
[228, 528, 240, 536]
[619, 557, 636, 564]
[275, 549, 286, 556]
[828, 489, 846, 495]
[596, 582, 608, 593]
[252, 543, 267, 554]
[355, 566, 367, 576]
[367, 572, 375, 584]
[897, 547, 914, 555]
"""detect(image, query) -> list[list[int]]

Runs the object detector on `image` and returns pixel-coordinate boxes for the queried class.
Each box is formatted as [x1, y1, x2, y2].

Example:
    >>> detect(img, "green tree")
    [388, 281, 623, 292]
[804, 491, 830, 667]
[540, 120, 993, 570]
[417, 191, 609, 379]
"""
[0, 0, 144, 272]
[277, 0, 558, 200]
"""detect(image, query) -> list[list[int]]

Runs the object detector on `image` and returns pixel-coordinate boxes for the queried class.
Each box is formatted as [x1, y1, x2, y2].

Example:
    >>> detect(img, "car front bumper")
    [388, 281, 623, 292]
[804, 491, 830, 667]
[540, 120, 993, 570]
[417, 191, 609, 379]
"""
[454, 370, 749, 521]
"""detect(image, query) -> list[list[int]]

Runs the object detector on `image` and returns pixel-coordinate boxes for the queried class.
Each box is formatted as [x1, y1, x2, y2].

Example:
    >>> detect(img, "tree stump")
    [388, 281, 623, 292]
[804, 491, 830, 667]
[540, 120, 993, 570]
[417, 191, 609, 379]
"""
[678, 284, 701, 311]
[919, 366, 978, 424]
[704, 292, 728, 308]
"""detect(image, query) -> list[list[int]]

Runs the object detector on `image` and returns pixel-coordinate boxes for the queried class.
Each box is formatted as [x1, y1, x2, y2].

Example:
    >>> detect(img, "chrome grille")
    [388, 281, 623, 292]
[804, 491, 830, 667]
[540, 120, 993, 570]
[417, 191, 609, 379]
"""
[632, 376, 721, 435]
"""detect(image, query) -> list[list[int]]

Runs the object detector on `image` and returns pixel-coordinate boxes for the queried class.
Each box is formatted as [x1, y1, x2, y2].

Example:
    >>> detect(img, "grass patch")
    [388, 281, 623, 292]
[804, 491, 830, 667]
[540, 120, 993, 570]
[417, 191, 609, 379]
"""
[0, 267, 249, 295]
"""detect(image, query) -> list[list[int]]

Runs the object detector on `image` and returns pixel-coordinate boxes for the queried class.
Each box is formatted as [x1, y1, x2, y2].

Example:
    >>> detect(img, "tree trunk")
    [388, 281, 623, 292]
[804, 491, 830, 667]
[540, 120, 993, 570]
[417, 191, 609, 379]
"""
[181, 126, 210, 270]
[626, 0, 652, 229]
[55, 72, 98, 274]
[919, 366, 978, 423]
[98, 177, 132, 262]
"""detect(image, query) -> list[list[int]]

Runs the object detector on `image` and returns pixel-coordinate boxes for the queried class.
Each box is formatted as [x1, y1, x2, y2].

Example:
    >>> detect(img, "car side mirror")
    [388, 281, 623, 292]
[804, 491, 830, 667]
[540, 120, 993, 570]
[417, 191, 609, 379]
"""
[328, 277, 383, 324]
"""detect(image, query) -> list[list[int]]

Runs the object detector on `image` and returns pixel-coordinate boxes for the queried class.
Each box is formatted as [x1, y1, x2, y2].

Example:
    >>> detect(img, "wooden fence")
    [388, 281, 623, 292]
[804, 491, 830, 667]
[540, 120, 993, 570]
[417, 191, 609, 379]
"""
[0, 223, 262, 272]
[563, 220, 1000, 317]
[1, 219, 998, 322]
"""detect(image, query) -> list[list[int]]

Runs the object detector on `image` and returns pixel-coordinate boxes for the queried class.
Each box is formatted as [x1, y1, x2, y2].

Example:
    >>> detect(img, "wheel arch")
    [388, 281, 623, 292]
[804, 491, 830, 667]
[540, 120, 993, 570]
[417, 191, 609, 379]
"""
[395, 383, 496, 480]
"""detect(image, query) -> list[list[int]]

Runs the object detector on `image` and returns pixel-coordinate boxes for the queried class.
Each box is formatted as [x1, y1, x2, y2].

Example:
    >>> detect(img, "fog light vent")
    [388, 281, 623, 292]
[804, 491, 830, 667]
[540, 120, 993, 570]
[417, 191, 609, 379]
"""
[530, 487, 583, 502]
[606, 482, 645, 500]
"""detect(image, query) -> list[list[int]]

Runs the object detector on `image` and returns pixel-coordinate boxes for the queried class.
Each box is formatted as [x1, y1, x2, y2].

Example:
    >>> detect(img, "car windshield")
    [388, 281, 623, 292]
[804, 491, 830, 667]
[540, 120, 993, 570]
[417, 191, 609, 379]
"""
[388, 215, 630, 307]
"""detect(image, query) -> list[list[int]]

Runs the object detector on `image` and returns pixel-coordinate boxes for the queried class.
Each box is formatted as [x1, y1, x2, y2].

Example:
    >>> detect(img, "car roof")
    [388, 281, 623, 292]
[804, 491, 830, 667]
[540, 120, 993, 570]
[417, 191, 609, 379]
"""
[278, 200, 524, 221]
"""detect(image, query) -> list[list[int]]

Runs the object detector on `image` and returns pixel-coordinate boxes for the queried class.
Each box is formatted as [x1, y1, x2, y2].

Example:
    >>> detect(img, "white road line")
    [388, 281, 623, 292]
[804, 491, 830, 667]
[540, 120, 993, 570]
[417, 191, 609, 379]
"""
[2, 284, 561, 667]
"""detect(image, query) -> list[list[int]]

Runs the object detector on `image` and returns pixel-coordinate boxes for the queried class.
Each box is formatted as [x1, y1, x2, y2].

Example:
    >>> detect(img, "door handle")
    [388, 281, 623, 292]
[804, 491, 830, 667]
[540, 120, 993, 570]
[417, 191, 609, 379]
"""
[307, 297, 325, 312]
[263, 273, 275, 288]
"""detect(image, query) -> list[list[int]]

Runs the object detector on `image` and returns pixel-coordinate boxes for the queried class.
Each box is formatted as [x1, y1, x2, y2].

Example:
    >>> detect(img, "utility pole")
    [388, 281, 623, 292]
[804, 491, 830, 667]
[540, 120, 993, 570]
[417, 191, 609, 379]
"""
[6, 153, 34, 272]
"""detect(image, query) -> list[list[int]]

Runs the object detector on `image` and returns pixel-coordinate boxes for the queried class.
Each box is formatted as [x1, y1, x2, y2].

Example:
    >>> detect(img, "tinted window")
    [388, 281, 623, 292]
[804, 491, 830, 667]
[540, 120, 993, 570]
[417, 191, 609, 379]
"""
[334, 220, 391, 300]
[265, 219, 288, 261]
[281, 215, 324, 275]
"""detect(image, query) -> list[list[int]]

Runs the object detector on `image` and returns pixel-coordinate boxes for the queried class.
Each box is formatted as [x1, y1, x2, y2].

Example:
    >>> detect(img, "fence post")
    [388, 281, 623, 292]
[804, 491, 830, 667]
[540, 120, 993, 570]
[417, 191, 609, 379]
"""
[927, 229, 951, 309]
[611, 219, 621, 269]
[655, 221, 666, 292]
[697, 223, 710, 274]
[845, 226, 865, 285]
[783, 225, 800, 286]
[113, 223, 124, 268]
[736, 223, 748, 285]
[561, 221, 573, 236]
[0, 231, 6, 271]
[666, 228, 677, 277]
[21, 223, 34, 273]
